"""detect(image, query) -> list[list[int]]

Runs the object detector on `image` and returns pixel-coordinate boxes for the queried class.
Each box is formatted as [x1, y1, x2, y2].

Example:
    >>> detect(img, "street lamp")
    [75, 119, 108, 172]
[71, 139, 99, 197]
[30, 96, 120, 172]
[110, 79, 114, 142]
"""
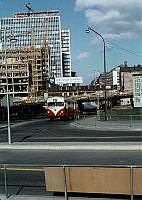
[2, 29, 17, 144]
[85, 27, 107, 121]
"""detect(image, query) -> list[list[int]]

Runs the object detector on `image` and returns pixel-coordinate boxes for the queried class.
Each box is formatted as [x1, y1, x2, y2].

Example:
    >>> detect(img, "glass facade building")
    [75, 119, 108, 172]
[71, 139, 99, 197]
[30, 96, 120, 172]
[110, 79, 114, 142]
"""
[0, 11, 71, 78]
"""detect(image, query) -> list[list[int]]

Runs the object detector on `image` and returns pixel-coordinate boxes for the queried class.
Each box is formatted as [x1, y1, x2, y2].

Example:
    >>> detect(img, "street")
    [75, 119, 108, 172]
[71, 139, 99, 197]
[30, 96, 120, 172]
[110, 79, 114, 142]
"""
[1, 117, 142, 143]
[1, 118, 142, 198]
[1, 149, 142, 165]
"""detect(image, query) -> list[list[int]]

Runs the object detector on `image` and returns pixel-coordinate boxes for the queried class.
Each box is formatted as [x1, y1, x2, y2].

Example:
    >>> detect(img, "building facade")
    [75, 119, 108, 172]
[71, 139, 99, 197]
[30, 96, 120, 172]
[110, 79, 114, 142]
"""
[120, 65, 142, 93]
[0, 10, 72, 97]
[61, 29, 71, 77]
[0, 48, 48, 97]
[133, 74, 142, 107]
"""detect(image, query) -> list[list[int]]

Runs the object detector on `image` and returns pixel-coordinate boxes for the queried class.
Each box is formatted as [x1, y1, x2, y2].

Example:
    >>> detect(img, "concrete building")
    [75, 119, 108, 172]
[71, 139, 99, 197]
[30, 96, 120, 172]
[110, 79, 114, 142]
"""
[107, 66, 121, 87]
[92, 62, 142, 95]
[120, 64, 142, 93]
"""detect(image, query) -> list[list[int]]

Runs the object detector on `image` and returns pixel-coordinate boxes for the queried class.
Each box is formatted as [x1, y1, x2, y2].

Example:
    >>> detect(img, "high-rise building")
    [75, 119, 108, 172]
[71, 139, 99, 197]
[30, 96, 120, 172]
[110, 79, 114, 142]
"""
[0, 10, 67, 77]
[0, 10, 72, 97]
[61, 29, 71, 77]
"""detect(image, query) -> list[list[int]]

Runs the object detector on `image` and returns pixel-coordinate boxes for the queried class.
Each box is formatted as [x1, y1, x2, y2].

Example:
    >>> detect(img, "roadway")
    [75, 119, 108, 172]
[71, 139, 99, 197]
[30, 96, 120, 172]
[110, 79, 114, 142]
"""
[1, 117, 142, 143]
[0, 117, 142, 199]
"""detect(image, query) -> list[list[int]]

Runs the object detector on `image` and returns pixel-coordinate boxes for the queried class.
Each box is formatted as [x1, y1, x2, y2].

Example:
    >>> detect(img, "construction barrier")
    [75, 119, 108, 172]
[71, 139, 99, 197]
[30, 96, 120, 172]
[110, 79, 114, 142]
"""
[44, 166, 142, 196]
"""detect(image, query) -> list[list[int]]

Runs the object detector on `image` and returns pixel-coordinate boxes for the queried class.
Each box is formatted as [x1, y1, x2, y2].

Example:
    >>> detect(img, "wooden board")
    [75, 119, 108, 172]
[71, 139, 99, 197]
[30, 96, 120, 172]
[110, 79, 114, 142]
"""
[44, 167, 131, 194]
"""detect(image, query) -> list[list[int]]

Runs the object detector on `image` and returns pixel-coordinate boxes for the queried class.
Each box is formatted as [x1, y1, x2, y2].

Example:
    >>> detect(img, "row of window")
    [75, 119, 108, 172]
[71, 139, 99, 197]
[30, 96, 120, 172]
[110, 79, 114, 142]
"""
[1, 16, 60, 24]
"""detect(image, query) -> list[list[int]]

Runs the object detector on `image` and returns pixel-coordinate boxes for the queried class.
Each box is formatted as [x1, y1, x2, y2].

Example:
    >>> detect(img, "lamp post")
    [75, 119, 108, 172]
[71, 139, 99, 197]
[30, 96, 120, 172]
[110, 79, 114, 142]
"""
[1, 29, 17, 144]
[85, 27, 107, 121]
[3, 29, 11, 144]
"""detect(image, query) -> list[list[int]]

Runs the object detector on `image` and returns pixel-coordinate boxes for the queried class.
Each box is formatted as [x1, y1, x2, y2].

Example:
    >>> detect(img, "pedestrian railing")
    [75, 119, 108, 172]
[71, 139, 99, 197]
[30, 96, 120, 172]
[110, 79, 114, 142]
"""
[0, 164, 142, 200]
[78, 114, 142, 129]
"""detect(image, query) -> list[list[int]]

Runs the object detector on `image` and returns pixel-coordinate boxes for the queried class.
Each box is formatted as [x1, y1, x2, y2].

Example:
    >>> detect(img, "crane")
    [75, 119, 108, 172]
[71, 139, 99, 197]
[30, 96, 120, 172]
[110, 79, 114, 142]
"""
[25, 2, 33, 12]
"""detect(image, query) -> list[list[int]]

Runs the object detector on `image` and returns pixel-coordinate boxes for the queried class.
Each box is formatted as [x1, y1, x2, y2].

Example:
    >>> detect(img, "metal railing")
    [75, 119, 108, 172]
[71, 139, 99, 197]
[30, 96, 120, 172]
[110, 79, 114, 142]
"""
[77, 114, 142, 129]
[1, 164, 142, 200]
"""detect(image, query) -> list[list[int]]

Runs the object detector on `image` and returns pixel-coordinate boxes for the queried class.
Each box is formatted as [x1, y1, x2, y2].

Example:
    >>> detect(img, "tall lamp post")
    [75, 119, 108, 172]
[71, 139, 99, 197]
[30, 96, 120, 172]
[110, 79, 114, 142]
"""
[1, 29, 17, 144]
[3, 29, 11, 144]
[85, 27, 107, 121]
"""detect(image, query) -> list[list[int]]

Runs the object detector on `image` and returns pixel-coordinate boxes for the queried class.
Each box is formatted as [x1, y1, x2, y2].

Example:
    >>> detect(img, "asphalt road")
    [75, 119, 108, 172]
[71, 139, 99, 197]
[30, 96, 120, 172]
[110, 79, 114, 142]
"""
[1, 118, 142, 143]
[1, 118, 142, 198]
[1, 149, 142, 165]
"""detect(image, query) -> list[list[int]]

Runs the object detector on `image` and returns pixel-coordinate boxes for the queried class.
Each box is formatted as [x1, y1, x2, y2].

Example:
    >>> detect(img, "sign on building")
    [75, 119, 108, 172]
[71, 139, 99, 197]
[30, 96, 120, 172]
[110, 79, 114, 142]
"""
[48, 78, 55, 86]
[133, 74, 142, 107]
[55, 77, 83, 84]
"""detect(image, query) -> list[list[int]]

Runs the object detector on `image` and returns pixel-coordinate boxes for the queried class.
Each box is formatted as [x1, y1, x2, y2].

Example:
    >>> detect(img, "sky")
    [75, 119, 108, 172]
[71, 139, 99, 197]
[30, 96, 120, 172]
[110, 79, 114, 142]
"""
[0, 0, 142, 85]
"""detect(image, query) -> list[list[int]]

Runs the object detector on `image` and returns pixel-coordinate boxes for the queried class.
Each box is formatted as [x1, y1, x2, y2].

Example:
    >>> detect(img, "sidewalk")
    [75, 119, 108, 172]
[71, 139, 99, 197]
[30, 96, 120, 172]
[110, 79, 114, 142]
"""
[0, 195, 128, 200]
[71, 116, 142, 131]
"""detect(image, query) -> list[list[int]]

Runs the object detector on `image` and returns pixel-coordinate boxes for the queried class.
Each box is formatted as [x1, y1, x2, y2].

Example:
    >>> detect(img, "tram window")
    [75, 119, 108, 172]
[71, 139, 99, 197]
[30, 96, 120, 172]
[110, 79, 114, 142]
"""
[48, 102, 64, 107]
[56, 102, 64, 106]
[48, 102, 55, 107]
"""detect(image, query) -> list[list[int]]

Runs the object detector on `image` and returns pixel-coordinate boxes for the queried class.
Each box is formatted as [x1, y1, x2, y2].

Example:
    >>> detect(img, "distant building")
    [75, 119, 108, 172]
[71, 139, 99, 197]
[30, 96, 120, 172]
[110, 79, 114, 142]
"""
[133, 74, 142, 107]
[61, 29, 71, 77]
[91, 62, 142, 94]
[107, 66, 121, 87]
[120, 64, 142, 93]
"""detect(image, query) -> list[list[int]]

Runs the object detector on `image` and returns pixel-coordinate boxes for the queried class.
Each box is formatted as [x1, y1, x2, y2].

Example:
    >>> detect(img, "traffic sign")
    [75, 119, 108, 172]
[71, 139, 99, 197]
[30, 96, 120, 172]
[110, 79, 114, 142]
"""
[2, 95, 13, 107]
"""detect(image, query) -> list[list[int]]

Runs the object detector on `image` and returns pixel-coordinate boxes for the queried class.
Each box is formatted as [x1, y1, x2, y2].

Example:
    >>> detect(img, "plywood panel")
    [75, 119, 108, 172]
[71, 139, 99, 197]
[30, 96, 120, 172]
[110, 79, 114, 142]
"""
[134, 168, 142, 195]
[45, 167, 130, 194]
[44, 167, 64, 191]
[66, 167, 130, 194]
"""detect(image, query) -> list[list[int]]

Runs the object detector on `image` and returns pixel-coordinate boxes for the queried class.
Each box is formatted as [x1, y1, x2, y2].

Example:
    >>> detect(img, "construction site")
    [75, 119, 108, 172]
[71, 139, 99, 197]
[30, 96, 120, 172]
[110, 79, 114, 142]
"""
[0, 46, 49, 99]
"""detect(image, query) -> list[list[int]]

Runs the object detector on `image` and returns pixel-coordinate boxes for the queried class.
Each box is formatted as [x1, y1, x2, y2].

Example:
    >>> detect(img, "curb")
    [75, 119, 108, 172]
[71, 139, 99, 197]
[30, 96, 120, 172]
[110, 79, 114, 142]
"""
[0, 142, 142, 151]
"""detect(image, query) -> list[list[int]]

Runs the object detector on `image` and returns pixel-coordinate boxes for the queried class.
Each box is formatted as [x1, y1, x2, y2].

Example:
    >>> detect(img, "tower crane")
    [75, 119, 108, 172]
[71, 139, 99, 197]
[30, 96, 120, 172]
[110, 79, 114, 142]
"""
[25, 2, 33, 12]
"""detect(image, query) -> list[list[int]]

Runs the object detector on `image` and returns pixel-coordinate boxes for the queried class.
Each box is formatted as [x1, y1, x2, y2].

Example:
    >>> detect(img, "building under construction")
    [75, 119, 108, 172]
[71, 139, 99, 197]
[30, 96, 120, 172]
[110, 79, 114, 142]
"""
[0, 10, 72, 98]
[0, 48, 48, 98]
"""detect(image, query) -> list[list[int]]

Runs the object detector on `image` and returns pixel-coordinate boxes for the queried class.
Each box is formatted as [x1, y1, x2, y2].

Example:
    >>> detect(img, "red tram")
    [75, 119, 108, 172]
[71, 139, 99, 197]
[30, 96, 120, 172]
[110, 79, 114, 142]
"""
[44, 96, 79, 120]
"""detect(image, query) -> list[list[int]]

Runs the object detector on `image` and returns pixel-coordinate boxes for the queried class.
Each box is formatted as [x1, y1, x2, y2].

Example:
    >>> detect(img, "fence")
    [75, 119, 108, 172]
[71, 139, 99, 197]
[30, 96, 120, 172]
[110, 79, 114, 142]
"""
[79, 114, 142, 129]
[1, 164, 142, 200]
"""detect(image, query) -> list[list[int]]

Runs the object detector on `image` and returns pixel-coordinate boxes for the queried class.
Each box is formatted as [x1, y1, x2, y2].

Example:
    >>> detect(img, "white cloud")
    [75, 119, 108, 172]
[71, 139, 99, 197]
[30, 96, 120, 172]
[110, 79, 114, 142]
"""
[75, 0, 142, 11]
[75, 0, 142, 40]
[85, 9, 121, 24]
[75, 52, 90, 60]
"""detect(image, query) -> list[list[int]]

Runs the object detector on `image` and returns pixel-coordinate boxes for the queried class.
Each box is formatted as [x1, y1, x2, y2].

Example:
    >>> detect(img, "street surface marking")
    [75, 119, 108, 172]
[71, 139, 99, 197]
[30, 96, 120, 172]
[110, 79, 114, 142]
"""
[31, 136, 142, 140]
[0, 168, 45, 171]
